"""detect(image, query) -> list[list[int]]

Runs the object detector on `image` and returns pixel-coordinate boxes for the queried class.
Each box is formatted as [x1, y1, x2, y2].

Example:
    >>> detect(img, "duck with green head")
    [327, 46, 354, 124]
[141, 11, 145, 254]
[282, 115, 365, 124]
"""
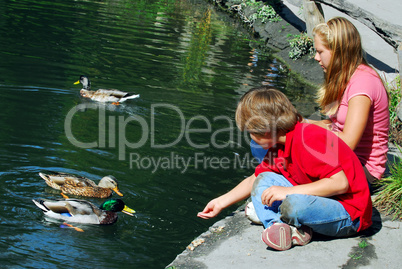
[32, 198, 135, 225]
[74, 75, 139, 105]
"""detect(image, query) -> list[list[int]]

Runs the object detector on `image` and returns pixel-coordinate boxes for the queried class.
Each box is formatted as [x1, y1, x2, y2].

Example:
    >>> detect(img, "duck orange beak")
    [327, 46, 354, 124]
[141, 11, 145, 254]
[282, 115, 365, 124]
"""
[113, 187, 123, 196]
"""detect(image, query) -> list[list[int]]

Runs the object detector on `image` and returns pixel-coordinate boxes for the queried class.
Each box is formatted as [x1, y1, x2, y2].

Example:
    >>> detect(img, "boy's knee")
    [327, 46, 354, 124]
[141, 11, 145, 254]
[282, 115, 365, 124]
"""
[251, 172, 278, 196]
[280, 194, 308, 224]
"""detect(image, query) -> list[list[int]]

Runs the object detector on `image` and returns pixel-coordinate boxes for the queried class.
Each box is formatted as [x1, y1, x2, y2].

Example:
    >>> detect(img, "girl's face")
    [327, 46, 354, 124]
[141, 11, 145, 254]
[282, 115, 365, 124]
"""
[314, 35, 332, 72]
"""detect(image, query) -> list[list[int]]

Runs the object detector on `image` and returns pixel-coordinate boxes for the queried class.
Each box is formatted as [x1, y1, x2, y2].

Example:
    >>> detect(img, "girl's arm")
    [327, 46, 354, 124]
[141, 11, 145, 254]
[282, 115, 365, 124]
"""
[260, 170, 349, 206]
[305, 95, 370, 150]
[336, 95, 371, 150]
[197, 173, 256, 219]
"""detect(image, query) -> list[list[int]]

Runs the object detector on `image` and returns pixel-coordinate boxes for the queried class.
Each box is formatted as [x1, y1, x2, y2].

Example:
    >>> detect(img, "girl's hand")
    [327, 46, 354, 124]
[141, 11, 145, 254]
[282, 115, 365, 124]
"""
[197, 199, 223, 219]
[261, 186, 290, 206]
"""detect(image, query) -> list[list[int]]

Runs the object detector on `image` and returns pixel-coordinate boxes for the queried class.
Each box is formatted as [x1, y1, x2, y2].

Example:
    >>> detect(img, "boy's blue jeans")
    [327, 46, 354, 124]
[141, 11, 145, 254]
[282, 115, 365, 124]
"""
[251, 172, 360, 237]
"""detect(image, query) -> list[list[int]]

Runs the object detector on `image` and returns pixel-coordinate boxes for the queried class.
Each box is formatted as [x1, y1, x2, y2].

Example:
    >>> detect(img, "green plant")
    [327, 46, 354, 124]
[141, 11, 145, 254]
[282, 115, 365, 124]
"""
[242, 0, 262, 8]
[358, 239, 368, 249]
[387, 76, 402, 144]
[240, 1, 281, 25]
[373, 144, 402, 220]
[288, 33, 314, 60]
[349, 239, 368, 260]
[388, 76, 401, 126]
[256, 5, 281, 23]
[349, 253, 363, 260]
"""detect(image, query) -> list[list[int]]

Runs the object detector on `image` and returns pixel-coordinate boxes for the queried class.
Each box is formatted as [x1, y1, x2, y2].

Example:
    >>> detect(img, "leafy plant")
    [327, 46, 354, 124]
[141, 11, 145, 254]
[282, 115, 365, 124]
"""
[288, 33, 314, 60]
[242, 0, 263, 8]
[256, 5, 281, 23]
[349, 239, 368, 260]
[373, 144, 402, 220]
[387, 76, 402, 144]
[358, 239, 368, 249]
[349, 253, 363, 260]
[239, 1, 281, 25]
[388, 76, 401, 126]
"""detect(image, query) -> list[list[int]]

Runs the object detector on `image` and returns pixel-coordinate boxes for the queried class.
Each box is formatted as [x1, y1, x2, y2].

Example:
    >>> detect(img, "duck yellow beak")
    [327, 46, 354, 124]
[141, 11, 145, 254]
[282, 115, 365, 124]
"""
[112, 187, 123, 196]
[122, 205, 136, 216]
[74, 80, 80, 85]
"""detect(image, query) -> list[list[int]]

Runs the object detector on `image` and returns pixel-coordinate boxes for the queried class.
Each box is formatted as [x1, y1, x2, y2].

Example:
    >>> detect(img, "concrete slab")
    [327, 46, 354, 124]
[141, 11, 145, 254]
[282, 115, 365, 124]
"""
[168, 204, 402, 268]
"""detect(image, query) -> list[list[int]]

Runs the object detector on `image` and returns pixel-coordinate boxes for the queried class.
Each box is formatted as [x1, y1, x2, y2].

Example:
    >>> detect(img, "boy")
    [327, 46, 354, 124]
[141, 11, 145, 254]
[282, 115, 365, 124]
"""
[198, 86, 372, 251]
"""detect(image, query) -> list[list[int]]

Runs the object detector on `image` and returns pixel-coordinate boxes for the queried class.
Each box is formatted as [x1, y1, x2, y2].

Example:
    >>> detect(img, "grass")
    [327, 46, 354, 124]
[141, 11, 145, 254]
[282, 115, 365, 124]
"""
[373, 147, 402, 220]
[349, 239, 368, 260]
[388, 76, 402, 144]
[373, 76, 402, 220]
[358, 239, 368, 249]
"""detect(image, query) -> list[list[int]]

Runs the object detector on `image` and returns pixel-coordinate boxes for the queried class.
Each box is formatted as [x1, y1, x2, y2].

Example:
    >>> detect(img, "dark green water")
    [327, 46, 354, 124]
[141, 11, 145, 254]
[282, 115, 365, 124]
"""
[0, 0, 316, 267]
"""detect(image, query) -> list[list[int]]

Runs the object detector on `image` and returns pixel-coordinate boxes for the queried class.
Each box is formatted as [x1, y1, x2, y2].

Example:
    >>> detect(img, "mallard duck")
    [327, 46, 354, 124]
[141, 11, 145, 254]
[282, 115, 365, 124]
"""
[74, 75, 140, 105]
[39, 172, 123, 199]
[32, 198, 135, 225]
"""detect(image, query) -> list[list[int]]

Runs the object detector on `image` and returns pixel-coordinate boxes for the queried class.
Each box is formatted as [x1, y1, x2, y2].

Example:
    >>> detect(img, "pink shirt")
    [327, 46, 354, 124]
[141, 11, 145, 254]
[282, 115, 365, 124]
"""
[330, 65, 389, 179]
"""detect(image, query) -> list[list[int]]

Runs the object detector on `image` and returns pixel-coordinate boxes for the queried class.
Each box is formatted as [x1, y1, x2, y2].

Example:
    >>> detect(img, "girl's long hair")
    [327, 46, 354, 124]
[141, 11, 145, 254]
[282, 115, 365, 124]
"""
[313, 17, 368, 115]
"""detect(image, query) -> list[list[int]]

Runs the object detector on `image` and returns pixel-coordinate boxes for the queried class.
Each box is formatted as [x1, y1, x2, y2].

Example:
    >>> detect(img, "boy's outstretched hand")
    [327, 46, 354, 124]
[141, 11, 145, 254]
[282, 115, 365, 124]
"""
[197, 198, 223, 219]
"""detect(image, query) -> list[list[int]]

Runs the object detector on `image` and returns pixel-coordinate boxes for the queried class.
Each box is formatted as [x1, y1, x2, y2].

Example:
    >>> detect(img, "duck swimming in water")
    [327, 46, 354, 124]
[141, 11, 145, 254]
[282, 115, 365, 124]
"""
[39, 172, 123, 199]
[32, 198, 135, 225]
[74, 75, 140, 105]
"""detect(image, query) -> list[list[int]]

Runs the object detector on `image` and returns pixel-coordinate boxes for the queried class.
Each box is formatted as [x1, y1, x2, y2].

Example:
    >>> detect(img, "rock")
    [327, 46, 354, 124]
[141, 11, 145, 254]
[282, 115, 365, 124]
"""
[211, 0, 324, 85]
[397, 102, 402, 122]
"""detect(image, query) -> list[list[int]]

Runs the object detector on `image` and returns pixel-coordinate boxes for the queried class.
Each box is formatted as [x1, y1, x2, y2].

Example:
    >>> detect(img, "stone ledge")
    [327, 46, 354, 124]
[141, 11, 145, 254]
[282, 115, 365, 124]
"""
[314, 0, 402, 49]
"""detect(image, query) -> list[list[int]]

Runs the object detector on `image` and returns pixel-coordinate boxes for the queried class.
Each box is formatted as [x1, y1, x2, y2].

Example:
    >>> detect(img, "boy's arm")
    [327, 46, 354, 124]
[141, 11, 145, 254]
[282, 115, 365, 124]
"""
[260, 170, 349, 206]
[197, 173, 256, 219]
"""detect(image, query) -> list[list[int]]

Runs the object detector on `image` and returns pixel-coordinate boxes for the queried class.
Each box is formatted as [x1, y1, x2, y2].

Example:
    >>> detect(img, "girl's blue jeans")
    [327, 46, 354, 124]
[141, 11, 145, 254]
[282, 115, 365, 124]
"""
[251, 172, 360, 237]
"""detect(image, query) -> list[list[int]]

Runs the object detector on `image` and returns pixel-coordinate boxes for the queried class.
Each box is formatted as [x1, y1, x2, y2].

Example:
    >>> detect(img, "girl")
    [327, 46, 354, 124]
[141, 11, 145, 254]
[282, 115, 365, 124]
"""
[311, 17, 389, 185]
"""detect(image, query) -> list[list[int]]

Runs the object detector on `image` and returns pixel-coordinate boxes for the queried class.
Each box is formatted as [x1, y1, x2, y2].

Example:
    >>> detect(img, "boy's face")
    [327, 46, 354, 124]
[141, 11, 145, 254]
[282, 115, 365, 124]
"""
[250, 132, 278, 149]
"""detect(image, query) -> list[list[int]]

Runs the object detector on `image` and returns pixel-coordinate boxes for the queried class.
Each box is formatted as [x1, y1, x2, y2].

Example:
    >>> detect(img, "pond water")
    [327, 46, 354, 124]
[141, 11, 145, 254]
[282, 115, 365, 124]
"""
[0, 0, 316, 267]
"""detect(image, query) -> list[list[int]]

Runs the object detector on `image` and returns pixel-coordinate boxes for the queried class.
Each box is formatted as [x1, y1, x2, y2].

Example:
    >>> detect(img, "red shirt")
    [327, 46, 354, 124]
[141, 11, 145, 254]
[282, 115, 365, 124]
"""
[255, 122, 372, 231]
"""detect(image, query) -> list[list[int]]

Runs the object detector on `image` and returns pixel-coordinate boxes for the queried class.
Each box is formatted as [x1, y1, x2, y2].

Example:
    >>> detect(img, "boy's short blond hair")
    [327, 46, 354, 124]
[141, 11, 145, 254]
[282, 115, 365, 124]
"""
[235, 86, 302, 136]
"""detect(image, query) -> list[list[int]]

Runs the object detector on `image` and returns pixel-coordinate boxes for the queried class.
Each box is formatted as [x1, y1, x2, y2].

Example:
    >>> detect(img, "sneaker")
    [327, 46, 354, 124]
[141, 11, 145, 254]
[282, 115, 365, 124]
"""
[290, 225, 313, 246]
[261, 223, 292, 251]
[262, 223, 313, 251]
[245, 202, 262, 225]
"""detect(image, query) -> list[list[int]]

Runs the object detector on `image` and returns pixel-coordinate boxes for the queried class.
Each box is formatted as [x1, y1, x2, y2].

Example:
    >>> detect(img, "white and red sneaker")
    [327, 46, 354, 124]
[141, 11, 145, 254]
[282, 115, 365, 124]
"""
[262, 223, 313, 251]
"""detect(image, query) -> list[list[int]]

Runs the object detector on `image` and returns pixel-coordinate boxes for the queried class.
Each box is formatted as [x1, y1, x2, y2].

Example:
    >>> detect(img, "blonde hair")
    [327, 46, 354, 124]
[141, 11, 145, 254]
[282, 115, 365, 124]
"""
[235, 86, 302, 136]
[313, 17, 368, 115]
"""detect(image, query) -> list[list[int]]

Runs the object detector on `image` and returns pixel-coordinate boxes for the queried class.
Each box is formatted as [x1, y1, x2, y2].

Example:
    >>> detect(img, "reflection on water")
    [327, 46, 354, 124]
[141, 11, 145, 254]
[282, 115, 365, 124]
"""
[0, 0, 316, 267]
